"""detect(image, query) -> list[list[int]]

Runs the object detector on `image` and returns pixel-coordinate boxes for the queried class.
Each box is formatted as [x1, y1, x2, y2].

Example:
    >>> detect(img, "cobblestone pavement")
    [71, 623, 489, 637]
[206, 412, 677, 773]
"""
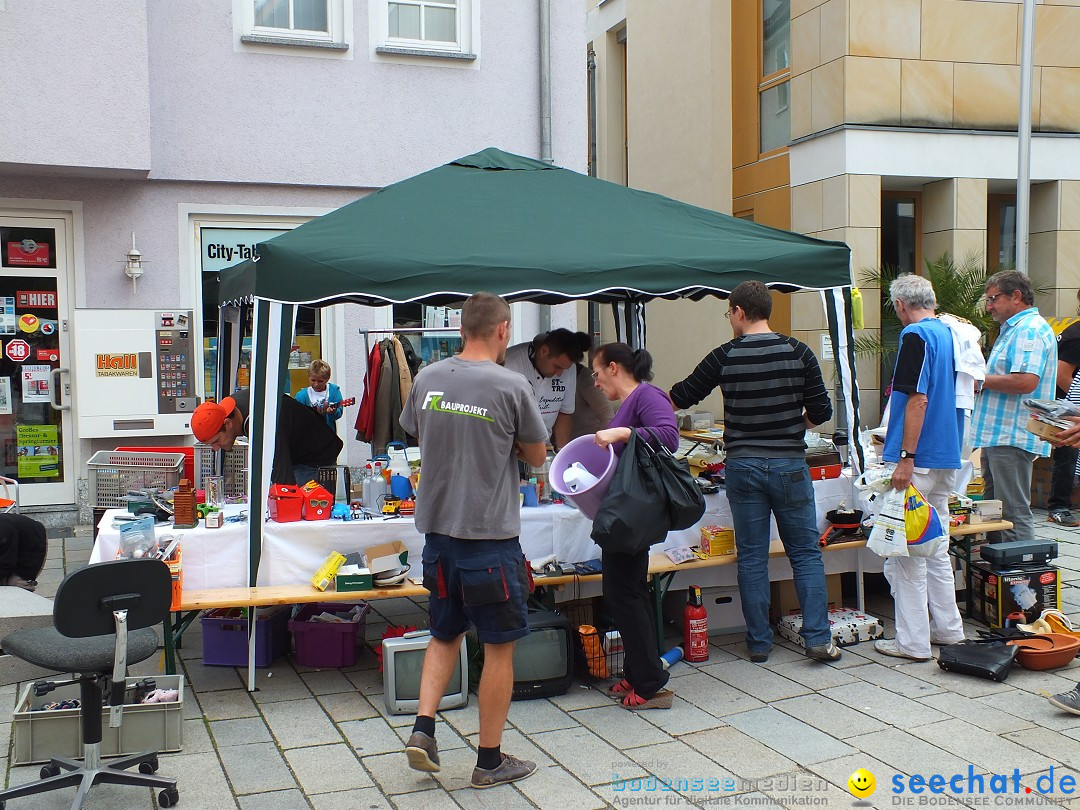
[4, 513, 1080, 809]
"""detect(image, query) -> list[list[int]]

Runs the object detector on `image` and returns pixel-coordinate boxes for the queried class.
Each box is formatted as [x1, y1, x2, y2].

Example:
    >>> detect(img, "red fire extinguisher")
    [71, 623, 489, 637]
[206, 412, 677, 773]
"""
[684, 585, 709, 663]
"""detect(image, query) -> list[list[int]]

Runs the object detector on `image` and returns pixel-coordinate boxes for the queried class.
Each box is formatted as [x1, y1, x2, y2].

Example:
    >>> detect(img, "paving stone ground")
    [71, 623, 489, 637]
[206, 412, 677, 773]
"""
[3, 512, 1080, 808]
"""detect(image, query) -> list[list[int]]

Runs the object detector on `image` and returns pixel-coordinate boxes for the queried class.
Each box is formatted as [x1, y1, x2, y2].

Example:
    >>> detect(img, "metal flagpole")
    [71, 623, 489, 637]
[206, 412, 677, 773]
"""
[1016, 0, 1037, 275]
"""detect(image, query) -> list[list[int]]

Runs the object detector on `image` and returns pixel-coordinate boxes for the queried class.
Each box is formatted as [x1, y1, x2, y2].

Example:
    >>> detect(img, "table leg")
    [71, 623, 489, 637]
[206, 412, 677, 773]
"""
[856, 553, 865, 612]
[651, 573, 675, 651]
[164, 611, 200, 675]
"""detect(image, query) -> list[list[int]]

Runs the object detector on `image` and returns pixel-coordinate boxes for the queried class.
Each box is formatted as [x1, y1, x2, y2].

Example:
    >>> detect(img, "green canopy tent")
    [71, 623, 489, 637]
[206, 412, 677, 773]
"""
[216, 148, 858, 686]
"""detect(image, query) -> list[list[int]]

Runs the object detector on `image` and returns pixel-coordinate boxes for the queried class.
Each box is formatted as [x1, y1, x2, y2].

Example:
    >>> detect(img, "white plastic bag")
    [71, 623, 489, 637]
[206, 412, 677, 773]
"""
[867, 487, 909, 558]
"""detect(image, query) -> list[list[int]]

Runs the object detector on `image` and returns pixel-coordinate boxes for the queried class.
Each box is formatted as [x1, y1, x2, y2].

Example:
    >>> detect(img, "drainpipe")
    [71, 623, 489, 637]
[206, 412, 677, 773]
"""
[539, 0, 552, 164]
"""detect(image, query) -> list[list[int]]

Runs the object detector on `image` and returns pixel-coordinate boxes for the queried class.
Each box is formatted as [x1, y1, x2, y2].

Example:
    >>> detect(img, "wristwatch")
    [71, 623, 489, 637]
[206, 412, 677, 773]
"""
[899, 449, 914, 460]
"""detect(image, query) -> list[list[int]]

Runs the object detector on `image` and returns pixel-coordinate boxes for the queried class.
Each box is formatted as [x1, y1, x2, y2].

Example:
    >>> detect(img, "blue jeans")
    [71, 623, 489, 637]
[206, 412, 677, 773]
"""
[726, 457, 830, 652]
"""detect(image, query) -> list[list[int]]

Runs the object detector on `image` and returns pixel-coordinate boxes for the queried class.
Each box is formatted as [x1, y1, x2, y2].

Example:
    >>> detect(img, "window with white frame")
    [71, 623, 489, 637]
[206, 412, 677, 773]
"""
[241, 0, 349, 50]
[376, 0, 476, 58]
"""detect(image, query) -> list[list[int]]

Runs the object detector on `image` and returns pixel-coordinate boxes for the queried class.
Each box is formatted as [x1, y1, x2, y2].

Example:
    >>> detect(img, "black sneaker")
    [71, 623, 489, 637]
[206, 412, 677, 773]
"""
[405, 731, 440, 772]
[470, 753, 536, 789]
[1049, 510, 1080, 527]
[805, 642, 842, 662]
[1049, 685, 1080, 715]
[748, 649, 770, 663]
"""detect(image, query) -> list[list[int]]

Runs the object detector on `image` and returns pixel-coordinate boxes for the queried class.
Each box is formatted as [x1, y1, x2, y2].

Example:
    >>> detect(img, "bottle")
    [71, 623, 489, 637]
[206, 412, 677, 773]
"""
[684, 586, 709, 663]
[660, 646, 684, 670]
[361, 464, 374, 509]
[368, 462, 388, 509]
[236, 352, 250, 389]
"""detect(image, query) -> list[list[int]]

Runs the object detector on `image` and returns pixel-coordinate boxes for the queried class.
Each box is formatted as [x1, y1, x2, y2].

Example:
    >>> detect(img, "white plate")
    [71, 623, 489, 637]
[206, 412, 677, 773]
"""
[374, 564, 411, 587]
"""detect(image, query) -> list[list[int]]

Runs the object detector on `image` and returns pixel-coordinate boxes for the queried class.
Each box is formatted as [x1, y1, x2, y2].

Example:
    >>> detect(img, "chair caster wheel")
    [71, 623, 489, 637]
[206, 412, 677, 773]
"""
[139, 757, 159, 773]
[40, 763, 61, 778]
[158, 787, 179, 807]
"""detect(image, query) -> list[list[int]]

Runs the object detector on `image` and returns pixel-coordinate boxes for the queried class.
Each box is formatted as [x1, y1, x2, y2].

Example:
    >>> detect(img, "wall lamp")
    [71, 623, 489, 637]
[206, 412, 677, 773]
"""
[124, 231, 144, 291]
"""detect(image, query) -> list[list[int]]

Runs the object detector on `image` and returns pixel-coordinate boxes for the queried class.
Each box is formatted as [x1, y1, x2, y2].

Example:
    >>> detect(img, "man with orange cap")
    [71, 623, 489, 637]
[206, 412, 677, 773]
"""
[191, 390, 342, 485]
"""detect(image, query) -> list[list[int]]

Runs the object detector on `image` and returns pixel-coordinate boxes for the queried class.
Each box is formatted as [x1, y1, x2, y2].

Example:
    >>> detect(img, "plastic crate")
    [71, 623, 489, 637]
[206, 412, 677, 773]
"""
[290, 602, 370, 668]
[86, 451, 186, 510]
[194, 442, 248, 501]
[201, 606, 290, 667]
[13, 674, 185, 764]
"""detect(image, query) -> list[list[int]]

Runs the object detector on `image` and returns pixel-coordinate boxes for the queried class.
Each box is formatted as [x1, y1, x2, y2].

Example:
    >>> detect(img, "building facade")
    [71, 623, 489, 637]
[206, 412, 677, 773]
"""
[588, 0, 1080, 428]
[0, 0, 585, 524]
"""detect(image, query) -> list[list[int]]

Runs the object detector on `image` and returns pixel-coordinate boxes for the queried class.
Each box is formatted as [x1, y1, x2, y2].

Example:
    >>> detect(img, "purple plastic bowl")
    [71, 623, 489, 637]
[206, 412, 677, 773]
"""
[550, 435, 618, 520]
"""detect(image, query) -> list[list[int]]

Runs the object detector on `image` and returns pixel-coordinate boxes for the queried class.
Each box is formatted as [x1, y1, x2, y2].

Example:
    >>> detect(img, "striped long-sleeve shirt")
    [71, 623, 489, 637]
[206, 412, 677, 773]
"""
[669, 332, 832, 459]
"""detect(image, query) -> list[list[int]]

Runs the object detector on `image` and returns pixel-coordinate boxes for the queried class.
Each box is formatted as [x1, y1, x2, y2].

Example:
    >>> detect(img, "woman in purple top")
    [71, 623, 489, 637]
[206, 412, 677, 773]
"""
[592, 342, 679, 710]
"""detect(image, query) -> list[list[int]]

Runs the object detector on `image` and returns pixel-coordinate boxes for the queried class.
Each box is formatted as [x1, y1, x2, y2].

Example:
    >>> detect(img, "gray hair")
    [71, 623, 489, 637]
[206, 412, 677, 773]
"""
[889, 273, 937, 310]
[986, 269, 1035, 306]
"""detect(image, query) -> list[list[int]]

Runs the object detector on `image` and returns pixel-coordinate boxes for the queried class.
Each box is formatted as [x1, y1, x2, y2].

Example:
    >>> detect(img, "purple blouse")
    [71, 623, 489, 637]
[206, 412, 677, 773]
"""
[606, 382, 680, 455]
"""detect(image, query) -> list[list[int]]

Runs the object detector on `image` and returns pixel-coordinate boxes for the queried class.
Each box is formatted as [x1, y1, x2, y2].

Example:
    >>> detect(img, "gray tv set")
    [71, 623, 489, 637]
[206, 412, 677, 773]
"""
[382, 630, 469, 715]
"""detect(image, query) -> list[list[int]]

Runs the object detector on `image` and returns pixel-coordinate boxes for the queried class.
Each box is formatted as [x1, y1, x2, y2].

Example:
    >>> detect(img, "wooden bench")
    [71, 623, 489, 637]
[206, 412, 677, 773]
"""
[947, 519, 1014, 617]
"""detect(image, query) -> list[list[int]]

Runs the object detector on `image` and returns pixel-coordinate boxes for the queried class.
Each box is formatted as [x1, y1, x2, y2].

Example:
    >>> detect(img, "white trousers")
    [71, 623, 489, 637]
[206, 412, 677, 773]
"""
[882, 468, 965, 658]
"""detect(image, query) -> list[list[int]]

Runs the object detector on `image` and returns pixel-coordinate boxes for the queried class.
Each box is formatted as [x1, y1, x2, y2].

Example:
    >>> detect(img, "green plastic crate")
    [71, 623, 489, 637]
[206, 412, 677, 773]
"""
[12, 674, 184, 764]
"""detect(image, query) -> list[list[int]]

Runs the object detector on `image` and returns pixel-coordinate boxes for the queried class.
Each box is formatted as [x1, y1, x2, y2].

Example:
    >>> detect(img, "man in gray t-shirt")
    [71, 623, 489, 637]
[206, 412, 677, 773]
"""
[398, 292, 547, 790]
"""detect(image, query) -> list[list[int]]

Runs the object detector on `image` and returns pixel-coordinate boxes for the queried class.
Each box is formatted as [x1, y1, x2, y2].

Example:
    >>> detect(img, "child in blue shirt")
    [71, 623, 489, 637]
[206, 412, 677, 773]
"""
[295, 359, 343, 429]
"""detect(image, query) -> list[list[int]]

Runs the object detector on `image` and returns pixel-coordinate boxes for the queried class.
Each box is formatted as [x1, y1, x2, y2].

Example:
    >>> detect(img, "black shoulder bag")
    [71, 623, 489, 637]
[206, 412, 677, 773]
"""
[937, 638, 1018, 682]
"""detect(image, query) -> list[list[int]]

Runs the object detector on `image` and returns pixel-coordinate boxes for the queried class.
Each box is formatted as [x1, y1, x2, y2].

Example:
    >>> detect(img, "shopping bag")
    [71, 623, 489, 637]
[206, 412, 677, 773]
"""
[591, 432, 672, 555]
[643, 428, 706, 530]
[902, 484, 947, 558]
[867, 487, 909, 557]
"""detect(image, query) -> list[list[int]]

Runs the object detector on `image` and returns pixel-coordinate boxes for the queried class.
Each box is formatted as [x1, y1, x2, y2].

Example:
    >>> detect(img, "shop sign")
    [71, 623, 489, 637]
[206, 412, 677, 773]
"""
[17, 291, 57, 308]
[36, 349, 58, 363]
[5, 240, 50, 266]
[96, 353, 139, 377]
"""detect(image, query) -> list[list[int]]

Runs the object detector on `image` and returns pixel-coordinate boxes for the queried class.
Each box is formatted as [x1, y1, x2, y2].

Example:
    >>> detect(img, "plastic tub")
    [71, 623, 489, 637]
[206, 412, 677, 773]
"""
[1008, 633, 1080, 670]
[201, 606, 291, 667]
[290, 602, 370, 668]
[550, 435, 617, 519]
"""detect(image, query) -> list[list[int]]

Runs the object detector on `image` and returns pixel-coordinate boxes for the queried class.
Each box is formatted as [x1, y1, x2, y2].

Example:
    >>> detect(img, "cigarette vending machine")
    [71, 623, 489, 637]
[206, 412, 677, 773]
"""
[73, 309, 200, 437]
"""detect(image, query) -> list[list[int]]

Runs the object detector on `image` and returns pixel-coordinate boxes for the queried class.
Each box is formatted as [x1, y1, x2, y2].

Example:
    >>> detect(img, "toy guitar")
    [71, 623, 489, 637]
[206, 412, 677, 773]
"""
[313, 396, 356, 415]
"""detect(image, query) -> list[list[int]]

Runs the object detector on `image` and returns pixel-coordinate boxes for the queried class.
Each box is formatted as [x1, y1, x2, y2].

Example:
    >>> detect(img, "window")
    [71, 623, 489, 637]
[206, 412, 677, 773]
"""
[988, 195, 1017, 270]
[881, 193, 921, 275]
[375, 0, 476, 59]
[240, 0, 349, 51]
[758, 0, 790, 155]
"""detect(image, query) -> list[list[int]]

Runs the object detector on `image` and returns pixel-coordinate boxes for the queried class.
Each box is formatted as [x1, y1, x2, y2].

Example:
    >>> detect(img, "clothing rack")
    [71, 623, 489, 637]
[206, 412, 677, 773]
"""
[358, 326, 461, 363]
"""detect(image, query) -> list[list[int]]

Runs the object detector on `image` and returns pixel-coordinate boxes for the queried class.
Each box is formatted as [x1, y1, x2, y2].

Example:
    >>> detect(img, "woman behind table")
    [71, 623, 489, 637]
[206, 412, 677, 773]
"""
[592, 342, 680, 710]
[570, 331, 615, 440]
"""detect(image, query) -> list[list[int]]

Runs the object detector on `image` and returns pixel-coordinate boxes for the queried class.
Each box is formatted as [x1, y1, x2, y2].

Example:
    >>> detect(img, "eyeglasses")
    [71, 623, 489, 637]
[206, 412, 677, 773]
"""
[985, 293, 1008, 304]
[590, 370, 601, 381]
[724, 307, 736, 319]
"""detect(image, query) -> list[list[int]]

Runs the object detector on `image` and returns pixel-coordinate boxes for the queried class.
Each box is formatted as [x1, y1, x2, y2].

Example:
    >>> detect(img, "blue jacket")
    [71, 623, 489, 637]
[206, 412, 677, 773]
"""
[295, 382, 343, 429]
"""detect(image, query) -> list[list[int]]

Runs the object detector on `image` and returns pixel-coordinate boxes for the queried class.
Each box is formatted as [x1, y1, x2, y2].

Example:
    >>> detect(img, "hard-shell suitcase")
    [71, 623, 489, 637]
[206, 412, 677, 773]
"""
[778, 607, 885, 648]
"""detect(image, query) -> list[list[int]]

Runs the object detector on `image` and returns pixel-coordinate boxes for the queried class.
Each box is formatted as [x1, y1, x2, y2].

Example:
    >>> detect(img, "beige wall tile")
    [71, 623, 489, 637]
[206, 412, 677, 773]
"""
[848, 174, 882, 230]
[846, 227, 880, 280]
[793, 0, 828, 16]
[792, 6, 821, 77]
[855, 353, 881, 394]
[922, 231, 953, 265]
[901, 60, 954, 127]
[922, 178, 956, 235]
[1060, 181, 1080, 232]
[1028, 231, 1058, 287]
[953, 63, 1021, 129]
[811, 58, 845, 131]
[859, 285, 881, 331]
[792, 181, 824, 234]
[1036, 5, 1080, 68]
[818, 0, 849, 64]
[845, 56, 901, 125]
[849, 0, 919, 59]
[791, 291, 828, 331]
[952, 230, 987, 268]
[1031, 181, 1061, 235]
[1057, 231, 1080, 289]
[1040, 67, 1080, 131]
[922, 0, 1019, 64]
[791, 72, 814, 139]
[859, 391, 883, 429]
[955, 178, 988, 232]
[822, 175, 848, 231]
[1052, 289, 1080, 321]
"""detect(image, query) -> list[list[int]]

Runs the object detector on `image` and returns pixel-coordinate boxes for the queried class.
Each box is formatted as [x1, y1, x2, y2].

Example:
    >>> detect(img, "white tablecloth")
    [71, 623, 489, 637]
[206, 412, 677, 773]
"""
[91, 472, 871, 592]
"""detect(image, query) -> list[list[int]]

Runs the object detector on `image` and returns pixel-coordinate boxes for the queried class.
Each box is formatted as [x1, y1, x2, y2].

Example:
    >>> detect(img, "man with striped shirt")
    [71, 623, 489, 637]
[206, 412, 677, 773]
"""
[670, 281, 839, 664]
[970, 270, 1057, 544]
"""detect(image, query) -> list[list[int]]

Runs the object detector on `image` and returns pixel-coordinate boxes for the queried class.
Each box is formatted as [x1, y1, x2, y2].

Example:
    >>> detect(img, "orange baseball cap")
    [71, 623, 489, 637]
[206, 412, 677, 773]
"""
[191, 396, 236, 443]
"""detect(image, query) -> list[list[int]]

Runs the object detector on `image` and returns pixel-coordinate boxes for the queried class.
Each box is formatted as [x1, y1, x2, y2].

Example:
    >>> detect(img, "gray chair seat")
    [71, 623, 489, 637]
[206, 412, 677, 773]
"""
[1, 626, 159, 672]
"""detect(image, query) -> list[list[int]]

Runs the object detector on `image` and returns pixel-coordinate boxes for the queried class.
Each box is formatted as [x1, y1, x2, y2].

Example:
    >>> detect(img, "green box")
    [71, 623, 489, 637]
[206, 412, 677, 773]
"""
[335, 566, 373, 592]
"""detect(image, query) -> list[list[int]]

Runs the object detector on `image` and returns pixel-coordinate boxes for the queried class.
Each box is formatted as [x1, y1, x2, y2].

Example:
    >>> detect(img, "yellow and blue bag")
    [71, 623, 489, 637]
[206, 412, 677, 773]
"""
[902, 484, 947, 557]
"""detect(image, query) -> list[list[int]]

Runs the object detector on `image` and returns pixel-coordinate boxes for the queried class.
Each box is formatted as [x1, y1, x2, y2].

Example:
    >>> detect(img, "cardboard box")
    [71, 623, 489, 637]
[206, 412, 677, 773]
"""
[969, 560, 1060, 628]
[363, 540, 409, 575]
[335, 564, 373, 592]
[311, 551, 346, 592]
[699, 525, 734, 556]
[1027, 416, 1064, 442]
[770, 573, 843, 622]
[663, 585, 745, 635]
[975, 499, 1003, 520]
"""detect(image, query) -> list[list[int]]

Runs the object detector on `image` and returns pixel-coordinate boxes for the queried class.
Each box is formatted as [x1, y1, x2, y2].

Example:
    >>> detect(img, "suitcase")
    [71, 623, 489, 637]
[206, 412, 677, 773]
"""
[778, 607, 885, 648]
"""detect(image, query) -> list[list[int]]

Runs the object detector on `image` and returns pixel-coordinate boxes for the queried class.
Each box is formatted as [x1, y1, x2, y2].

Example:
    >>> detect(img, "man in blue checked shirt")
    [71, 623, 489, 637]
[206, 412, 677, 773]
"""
[970, 270, 1057, 543]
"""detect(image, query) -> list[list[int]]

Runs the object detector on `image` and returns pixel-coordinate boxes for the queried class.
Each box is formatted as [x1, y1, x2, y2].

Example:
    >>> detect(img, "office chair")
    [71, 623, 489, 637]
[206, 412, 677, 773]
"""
[0, 558, 180, 808]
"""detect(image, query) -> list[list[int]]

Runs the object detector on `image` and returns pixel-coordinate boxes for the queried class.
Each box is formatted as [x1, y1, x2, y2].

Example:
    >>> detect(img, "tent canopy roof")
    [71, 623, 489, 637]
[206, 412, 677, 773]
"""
[219, 148, 851, 308]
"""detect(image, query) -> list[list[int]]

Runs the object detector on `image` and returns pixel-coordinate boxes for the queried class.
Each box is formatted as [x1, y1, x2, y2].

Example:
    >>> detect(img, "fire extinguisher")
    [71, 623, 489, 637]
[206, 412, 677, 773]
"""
[684, 585, 709, 663]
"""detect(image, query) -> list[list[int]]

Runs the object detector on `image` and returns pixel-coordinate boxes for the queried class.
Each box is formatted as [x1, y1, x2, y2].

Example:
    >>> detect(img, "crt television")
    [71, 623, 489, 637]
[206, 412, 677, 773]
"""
[512, 609, 574, 700]
[382, 630, 469, 715]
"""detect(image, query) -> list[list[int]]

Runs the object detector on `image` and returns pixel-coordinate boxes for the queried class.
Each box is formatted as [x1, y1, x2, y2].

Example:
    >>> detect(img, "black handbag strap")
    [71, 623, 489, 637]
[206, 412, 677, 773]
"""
[642, 426, 675, 458]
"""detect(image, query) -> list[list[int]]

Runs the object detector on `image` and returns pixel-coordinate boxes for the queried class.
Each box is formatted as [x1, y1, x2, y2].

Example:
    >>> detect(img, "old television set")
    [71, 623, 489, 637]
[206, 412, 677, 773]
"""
[512, 608, 574, 700]
[382, 630, 469, 715]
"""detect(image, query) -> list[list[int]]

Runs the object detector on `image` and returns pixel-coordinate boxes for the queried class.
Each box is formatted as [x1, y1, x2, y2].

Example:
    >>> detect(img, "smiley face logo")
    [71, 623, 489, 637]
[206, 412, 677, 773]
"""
[848, 768, 876, 799]
[17, 314, 38, 333]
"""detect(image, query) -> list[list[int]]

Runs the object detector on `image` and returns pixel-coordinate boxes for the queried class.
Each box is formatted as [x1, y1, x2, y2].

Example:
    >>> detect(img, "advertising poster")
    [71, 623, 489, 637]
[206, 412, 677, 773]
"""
[0, 377, 11, 416]
[0, 297, 16, 335]
[20, 364, 50, 403]
[17, 424, 59, 478]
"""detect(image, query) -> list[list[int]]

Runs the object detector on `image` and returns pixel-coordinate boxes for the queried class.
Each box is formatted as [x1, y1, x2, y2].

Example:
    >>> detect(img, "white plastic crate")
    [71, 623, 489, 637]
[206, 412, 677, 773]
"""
[194, 442, 248, 500]
[86, 451, 185, 509]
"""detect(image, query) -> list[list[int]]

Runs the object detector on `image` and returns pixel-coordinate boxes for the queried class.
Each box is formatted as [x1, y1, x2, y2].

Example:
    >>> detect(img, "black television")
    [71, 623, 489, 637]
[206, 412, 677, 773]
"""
[512, 608, 574, 700]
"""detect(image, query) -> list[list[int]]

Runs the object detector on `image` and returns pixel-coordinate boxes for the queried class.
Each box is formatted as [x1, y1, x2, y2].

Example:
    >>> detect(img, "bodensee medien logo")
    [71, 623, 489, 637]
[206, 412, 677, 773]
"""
[421, 391, 493, 422]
